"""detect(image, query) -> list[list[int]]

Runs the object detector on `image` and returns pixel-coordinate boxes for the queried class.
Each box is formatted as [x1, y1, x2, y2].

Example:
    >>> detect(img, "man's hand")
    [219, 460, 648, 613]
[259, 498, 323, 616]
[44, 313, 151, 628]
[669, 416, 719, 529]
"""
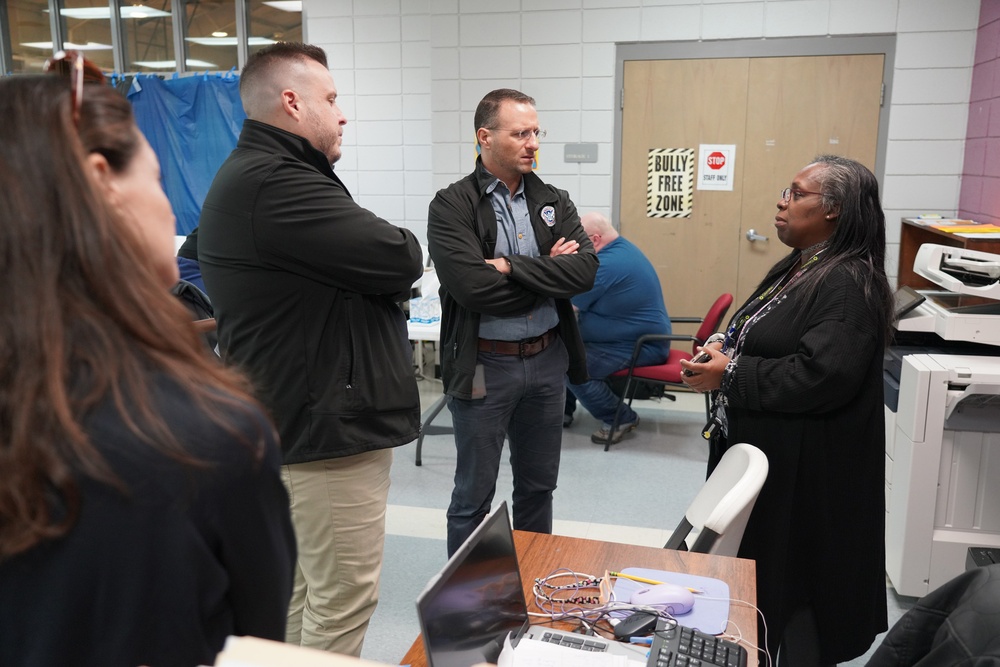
[549, 237, 579, 257]
[485, 257, 512, 275]
[484, 236, 580, 276]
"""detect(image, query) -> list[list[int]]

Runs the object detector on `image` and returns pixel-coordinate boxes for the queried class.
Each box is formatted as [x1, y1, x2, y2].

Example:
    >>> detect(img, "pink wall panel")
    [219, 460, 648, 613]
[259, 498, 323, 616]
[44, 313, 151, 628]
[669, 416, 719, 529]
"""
[959, 0, 1000, 219]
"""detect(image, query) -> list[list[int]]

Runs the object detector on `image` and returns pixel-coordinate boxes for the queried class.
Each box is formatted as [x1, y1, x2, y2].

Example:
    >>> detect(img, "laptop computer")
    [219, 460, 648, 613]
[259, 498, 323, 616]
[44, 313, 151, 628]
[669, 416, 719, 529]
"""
[416, 502, 647, 667]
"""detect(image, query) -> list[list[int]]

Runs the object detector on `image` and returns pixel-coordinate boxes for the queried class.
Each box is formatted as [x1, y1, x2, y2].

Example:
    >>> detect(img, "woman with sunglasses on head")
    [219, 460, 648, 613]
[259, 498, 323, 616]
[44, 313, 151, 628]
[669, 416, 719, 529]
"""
[680, 156, 893, 666]
[0, 70, 295, 666]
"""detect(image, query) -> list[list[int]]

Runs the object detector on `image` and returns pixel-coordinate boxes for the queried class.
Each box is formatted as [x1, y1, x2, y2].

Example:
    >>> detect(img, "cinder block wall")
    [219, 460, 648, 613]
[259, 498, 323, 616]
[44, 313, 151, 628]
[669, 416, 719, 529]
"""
[304, 0, 982, 285]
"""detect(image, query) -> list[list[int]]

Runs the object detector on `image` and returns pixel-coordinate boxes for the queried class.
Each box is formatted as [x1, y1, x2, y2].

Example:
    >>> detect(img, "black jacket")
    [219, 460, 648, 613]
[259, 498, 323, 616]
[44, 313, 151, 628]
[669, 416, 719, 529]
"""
[0, 376, 295, 667]
[866, 564, 1000, 667]
[427, 158, 597, 398]
[199, 120, 423, 463]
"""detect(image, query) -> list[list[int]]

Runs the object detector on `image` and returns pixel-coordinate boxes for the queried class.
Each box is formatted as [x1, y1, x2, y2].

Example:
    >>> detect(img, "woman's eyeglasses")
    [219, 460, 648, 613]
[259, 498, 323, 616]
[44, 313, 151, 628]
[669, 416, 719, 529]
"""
[780, 187, 824, 202]
[43, 50, 106, 126]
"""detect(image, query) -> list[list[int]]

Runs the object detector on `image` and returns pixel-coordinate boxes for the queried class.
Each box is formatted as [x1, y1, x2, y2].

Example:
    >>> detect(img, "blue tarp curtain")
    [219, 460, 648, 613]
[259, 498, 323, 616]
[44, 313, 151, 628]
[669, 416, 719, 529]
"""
[127, 72, 245, 235]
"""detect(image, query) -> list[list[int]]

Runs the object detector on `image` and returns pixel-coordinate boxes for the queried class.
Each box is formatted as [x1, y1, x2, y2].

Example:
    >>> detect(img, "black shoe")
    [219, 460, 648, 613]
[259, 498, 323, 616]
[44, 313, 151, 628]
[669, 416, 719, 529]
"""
[563, 413, 574, 428]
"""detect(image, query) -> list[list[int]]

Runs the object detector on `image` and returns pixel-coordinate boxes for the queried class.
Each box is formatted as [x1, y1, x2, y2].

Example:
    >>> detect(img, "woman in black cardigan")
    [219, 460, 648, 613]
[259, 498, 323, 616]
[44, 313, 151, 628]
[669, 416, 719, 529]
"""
[681, 156, 894, 666]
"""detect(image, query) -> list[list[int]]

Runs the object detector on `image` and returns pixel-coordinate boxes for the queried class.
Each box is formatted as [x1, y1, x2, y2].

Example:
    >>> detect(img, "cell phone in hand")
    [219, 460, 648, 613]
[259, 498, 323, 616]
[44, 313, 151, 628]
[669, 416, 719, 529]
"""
[681, 349, 712, 377]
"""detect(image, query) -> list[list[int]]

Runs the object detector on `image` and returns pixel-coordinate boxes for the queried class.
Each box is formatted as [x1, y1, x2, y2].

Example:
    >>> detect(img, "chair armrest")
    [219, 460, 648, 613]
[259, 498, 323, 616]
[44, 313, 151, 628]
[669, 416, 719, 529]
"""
[669, 316, 705, 324]
[628, 333, 695, 359]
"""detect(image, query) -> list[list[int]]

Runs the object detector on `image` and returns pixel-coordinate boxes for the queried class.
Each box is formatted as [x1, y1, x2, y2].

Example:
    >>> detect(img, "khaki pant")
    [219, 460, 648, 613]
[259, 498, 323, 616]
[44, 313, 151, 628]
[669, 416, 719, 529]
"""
[280, 449, 393, 656]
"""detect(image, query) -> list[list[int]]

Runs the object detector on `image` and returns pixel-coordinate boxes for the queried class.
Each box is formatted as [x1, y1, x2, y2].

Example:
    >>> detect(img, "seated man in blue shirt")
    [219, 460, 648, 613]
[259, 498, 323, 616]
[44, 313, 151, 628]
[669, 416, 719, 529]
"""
[566, 212, 670, 444]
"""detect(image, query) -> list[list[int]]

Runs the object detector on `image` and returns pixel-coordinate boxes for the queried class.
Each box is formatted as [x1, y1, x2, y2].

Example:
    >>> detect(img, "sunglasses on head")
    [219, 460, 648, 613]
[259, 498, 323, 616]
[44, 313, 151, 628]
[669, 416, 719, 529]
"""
[43, 50, 107, 125]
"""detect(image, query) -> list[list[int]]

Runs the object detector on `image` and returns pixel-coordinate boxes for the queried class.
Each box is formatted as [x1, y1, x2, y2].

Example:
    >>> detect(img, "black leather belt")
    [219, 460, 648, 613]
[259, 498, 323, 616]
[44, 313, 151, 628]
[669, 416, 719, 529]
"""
[478, 329, 557, 358]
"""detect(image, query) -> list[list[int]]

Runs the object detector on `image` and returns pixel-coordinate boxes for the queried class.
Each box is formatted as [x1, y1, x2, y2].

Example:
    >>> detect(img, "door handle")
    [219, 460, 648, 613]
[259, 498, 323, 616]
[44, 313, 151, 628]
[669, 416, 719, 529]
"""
[746, 229, 768, 243]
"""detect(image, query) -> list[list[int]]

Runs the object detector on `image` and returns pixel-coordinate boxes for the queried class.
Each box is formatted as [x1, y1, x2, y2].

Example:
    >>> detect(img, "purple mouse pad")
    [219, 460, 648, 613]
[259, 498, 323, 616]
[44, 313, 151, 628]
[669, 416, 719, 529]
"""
[610, 567, 731, 635]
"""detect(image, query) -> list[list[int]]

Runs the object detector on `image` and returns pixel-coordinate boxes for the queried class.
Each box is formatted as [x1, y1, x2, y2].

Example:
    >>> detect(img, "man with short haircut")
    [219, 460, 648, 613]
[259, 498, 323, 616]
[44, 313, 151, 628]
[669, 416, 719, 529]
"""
[198, 42, 422, 655]
[428, 88, 597, 556]
[565, 212, 671, 445]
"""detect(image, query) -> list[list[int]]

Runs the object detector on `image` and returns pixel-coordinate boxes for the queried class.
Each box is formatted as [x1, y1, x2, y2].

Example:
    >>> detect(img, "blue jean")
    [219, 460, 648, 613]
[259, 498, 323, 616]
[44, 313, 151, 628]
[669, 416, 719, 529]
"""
[566, 342, 667, 426]
[446, 337, 568, 556]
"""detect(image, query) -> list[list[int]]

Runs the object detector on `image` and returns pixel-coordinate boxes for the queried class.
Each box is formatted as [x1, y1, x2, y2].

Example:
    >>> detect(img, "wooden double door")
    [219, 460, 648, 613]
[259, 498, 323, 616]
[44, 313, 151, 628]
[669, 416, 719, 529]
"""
[619, 54, 884, 319]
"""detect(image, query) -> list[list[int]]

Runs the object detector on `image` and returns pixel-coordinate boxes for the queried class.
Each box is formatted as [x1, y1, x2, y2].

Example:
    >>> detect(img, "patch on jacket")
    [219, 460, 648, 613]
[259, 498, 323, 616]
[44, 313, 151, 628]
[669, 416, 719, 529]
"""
[541, 206, 555, 226]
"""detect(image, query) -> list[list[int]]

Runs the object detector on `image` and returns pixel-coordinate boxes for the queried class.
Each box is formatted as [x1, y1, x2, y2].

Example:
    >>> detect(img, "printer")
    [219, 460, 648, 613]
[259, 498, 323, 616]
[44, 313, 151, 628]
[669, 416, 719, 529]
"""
[885, 244, 1000, 596]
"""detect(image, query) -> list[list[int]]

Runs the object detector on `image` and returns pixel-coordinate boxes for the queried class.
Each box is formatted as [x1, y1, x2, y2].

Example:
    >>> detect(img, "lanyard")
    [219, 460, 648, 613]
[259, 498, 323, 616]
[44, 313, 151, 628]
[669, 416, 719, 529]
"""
[723, 248, 828, 357]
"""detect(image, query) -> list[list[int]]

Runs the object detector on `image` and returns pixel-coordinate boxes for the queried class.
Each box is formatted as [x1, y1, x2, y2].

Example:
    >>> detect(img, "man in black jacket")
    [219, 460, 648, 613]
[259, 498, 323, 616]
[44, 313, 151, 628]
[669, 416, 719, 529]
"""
[428, 89, 597, 556]
[198, 43, 422, 656]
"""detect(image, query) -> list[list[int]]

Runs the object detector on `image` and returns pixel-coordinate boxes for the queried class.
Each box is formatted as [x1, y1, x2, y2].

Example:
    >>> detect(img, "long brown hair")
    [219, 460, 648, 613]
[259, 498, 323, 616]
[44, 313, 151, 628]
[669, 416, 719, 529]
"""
[0, 76, 269, 559]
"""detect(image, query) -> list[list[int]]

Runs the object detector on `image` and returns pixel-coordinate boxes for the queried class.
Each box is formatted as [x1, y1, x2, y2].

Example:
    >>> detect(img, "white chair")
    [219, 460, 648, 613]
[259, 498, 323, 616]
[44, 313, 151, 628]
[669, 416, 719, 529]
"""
[664, 443, 768, 556]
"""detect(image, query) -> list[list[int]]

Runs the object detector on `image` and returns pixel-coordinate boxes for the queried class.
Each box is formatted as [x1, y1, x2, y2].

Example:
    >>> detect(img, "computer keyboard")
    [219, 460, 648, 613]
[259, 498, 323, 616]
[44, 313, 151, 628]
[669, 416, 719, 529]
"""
[538, 630, 609, 652]
[646, 622, 748, 667]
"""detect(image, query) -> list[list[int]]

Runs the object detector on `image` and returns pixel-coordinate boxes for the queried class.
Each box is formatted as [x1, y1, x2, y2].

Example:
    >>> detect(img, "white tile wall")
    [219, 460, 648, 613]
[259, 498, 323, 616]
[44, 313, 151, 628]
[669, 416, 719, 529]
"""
[764, 1, 829, 37]
[582, 42, 615, 76]
[308, 0, 352, 18]
[354, 16, 402, 42]
[303, 0, 982, 272]
[459, 13, 520, 46]
[581, 76, 614, 110]
[402, 93, 432, 120]
[829, 0, 898, 34]
[702, 3, 766, 39]
[354, 42, 402, 69]
[355, 68, 403, 95]
[358, 171, 406, 200]
[897, 0, 981, 33]
[431, 47, 460, 78]
[458, 46, 522, 79]
[522, 45, 584, 77]
[356, 145, 404, 171]
[639, 6, 703, 42]
[884, 140, 966, 175]
[582, 8, 641, 42]
[324, 43, 355, 69]
[888, 104, 973, 141]
[402, 67, 431, 94]
[522, 10, 584, 45]
[529, 79, 583, 111]
[402, 14, 431, 41]
[896, 31, 978, 70]
[356, 94, 403, 120]
[892, 68, 974, 105]
[310, 17, 354, 43]
[830, 0, 907, 35]
[356, 0, 401, 17]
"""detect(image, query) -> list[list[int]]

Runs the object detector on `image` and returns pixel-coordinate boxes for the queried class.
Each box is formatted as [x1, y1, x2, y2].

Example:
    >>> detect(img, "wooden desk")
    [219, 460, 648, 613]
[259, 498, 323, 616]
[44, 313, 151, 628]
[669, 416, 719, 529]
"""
[898, 218, 1000, 289]
[400, 530, 758, 667]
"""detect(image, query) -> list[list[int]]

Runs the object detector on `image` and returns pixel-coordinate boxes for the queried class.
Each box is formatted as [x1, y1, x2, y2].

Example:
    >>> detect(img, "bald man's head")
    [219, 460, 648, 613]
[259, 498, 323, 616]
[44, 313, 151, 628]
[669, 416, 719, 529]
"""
[580, 212, 619, 252]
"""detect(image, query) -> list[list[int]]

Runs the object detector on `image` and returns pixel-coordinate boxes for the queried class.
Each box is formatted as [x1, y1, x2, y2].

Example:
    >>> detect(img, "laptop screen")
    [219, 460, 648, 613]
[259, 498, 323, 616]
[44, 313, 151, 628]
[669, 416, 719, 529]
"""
[416, 502, 529, 667]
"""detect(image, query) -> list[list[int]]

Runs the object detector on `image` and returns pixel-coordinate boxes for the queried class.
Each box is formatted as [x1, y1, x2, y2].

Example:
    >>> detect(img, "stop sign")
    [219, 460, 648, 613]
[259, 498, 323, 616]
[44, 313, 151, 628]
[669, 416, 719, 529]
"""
[707, 151, 726, 170]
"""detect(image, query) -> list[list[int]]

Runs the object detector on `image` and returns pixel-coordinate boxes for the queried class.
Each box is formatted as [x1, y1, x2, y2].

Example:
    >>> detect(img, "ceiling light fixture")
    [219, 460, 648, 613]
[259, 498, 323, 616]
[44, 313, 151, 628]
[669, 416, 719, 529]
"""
[57, 5, 171, 20]
[185, 36, 277, 46]
[132, 58, 218, 69]
[262, 1, 302, 12]
[22, 40, 113, 51]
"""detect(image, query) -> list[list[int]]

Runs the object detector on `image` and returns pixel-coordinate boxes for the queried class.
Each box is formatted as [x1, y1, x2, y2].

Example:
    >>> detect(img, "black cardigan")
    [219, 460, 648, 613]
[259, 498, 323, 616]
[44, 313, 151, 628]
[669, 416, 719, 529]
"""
[717, 261, 889, 663]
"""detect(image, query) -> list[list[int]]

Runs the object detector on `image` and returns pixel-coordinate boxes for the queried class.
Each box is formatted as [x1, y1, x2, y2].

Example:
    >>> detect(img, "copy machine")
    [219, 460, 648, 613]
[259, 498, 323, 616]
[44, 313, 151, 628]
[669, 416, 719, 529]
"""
[885, 244, 1000, 596]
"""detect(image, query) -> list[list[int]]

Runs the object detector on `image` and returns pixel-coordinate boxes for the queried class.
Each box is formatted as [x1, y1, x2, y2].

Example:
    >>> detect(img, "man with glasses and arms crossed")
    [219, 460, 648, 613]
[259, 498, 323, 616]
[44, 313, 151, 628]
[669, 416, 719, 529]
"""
[427, 88, 597, 556]
[198, 43, 423, 656]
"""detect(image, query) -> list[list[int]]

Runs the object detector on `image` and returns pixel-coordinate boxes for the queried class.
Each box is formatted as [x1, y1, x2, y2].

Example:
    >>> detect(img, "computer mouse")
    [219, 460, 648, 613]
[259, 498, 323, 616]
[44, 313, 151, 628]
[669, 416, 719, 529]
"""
[629, 583, 695, 615]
